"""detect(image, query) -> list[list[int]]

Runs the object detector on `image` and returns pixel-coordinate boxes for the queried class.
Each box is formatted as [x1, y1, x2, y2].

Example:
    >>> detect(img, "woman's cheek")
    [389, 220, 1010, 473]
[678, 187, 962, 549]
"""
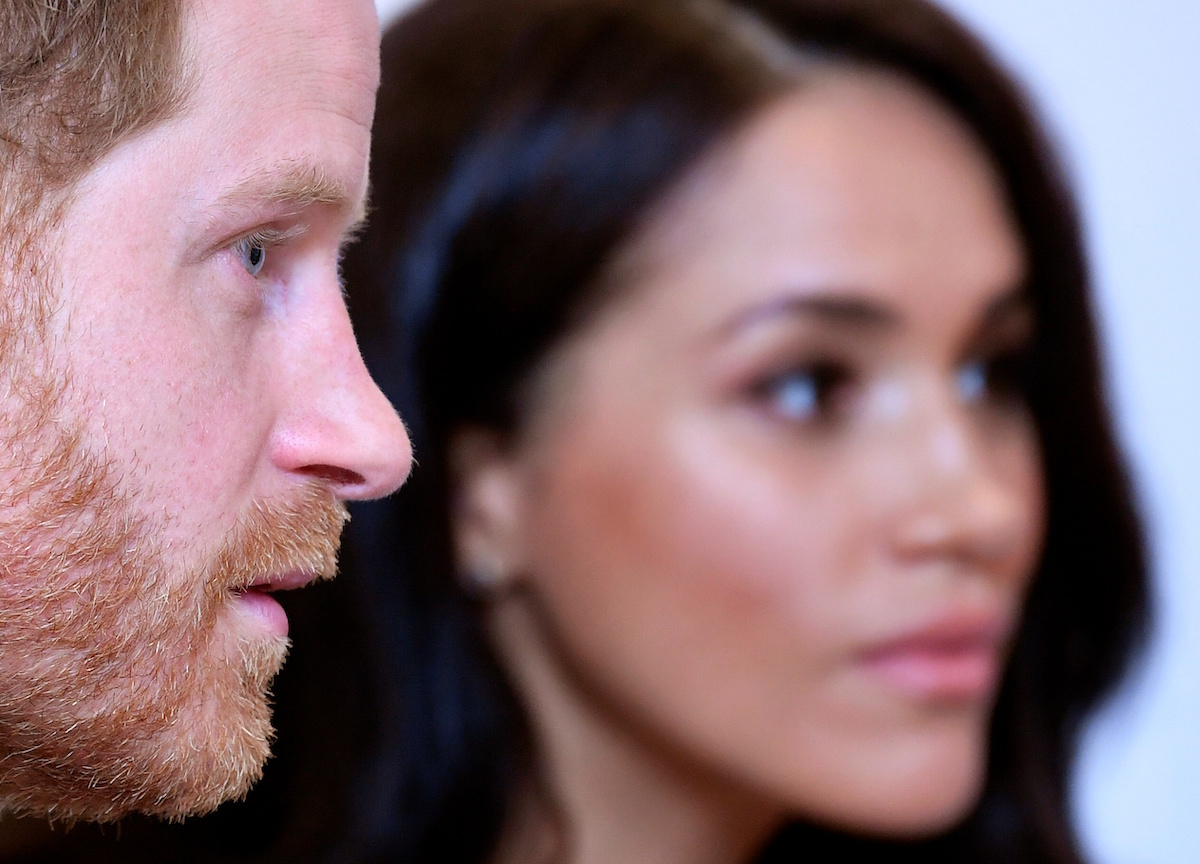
[522, 407, 857, 736]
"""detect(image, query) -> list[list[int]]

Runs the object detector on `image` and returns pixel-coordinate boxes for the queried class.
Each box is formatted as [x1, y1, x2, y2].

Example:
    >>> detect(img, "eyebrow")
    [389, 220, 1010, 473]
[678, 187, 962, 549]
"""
[205, 161, 366, 232]
[967, 289, 1034, 348]
[721, 291, 900, 338]
[979, 289, 1031, 324]
[717, 285, 1032, 349]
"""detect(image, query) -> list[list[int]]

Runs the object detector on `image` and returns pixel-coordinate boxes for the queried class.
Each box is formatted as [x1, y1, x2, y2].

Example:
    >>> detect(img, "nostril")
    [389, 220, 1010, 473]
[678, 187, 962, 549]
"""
[297, 465, 366, 488]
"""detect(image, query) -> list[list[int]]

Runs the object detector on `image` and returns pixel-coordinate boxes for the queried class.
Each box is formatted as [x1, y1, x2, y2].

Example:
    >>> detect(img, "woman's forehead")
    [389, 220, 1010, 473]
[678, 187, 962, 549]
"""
[596, 70, 1024, 340]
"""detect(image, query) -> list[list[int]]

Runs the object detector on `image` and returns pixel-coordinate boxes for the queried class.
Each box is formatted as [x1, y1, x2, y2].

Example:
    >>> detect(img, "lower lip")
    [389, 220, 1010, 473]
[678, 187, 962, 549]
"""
[233, 589, 289, 638]
[860, 645, 999, 702]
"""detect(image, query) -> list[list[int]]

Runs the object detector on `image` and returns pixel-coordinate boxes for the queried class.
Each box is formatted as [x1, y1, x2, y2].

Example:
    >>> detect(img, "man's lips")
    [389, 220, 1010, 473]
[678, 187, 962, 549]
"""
[858, 611, 1012, 703]
[243, 569, 322, 593]
[232, 571, 323, 638]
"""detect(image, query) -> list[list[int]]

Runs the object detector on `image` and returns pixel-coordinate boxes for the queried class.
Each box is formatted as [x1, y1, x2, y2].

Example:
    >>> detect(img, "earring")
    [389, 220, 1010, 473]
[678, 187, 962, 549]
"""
[458, 561, 506, 597]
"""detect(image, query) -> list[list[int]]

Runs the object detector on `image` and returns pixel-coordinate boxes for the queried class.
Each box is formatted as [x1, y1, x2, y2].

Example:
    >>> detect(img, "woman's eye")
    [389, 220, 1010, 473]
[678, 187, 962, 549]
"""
[957, 350, 1030, 406]
[758, 362, 851, 422]
[235, 236, 267, 277]
[956, 360, 987, 404]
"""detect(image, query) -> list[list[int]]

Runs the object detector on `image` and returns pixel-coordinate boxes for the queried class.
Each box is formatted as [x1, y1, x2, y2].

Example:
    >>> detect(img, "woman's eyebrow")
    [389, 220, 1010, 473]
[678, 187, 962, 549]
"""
[720, 292, 900, 338]
[964, 290, 1034, 349]
[979, 288, 1031, 324]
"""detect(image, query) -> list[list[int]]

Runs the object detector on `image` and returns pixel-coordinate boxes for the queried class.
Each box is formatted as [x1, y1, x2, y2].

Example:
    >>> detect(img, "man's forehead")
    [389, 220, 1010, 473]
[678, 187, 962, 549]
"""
[178, 0, 379, 223]
[185, 0, 380, 120]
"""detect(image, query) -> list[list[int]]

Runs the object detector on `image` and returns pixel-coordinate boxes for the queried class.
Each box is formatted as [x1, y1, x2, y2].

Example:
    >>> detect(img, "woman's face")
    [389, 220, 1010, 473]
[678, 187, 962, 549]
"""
[459, 70, 1044, 835]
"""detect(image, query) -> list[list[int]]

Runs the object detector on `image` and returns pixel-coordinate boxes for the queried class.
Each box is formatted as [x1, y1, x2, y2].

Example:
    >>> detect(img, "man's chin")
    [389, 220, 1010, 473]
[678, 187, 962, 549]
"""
[0, 632, 290, 825]
[132, 633, 291, 822]
[126, 631, 291, 822]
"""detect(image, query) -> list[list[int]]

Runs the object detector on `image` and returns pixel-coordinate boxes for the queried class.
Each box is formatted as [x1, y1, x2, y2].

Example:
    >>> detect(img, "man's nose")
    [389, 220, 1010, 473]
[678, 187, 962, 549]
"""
[268, 290, 413, 501]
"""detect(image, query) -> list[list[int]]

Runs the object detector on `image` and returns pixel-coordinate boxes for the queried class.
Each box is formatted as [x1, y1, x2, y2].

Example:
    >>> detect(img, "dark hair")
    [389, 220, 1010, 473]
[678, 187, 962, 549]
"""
[340, 1, 1149, 862]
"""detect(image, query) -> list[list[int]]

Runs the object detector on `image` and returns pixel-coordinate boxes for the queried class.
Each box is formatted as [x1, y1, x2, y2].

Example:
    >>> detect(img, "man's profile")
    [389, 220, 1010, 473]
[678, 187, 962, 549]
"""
[0, 0, 411, 823]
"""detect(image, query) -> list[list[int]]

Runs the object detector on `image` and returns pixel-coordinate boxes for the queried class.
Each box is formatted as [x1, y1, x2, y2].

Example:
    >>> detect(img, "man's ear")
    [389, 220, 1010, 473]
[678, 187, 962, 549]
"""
[449, 427, 528, 594]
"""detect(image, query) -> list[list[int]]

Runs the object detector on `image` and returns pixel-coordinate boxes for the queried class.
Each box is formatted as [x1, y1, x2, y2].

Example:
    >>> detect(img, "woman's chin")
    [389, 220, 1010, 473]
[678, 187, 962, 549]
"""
[859, 771, 985, 838]
[783, 726, 989, 839]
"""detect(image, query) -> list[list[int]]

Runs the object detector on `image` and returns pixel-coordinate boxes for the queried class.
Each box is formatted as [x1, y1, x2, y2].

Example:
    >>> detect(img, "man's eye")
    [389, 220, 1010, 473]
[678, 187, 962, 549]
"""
[757, 362, 852, 423]
[234, 235, 268, 277]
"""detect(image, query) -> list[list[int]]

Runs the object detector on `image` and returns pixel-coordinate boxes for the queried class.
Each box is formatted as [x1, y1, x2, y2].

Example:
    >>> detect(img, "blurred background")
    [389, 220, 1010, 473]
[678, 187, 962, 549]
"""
[371, 0, 1199, 862]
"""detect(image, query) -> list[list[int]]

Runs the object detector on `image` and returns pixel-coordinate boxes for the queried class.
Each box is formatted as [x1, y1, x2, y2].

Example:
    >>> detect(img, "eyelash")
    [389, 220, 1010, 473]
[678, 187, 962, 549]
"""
[957, 347, 1032, 406]
[754, 348, 1032, 424]
[231, 226, 300, 278]
[755, 360, 855, 424]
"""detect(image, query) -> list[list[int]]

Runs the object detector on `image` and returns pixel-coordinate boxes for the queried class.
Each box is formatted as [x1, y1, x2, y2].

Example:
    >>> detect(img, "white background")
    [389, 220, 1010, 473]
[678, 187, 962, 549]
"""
[374, 1, 1200, 861]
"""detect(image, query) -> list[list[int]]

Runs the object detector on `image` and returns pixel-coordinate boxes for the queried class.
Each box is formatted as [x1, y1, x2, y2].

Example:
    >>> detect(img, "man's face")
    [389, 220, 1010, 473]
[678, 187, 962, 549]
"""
[0, 0, 411, 821]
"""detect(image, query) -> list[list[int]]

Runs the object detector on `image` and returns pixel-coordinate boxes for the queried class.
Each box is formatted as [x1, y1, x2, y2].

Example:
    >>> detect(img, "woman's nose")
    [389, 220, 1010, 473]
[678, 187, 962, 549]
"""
[883, 384, 1041, 569]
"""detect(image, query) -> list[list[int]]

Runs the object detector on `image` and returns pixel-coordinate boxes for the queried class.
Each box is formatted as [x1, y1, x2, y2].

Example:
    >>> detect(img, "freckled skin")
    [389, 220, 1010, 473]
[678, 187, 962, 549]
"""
[0, 0, 411, 821]
[465, 69, 1044, 862]
[54, 0, 408, 537]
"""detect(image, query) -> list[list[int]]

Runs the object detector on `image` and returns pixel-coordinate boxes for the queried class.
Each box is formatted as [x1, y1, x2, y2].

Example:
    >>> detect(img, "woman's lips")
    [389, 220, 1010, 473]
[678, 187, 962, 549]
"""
[858, 614, 1009, 703]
